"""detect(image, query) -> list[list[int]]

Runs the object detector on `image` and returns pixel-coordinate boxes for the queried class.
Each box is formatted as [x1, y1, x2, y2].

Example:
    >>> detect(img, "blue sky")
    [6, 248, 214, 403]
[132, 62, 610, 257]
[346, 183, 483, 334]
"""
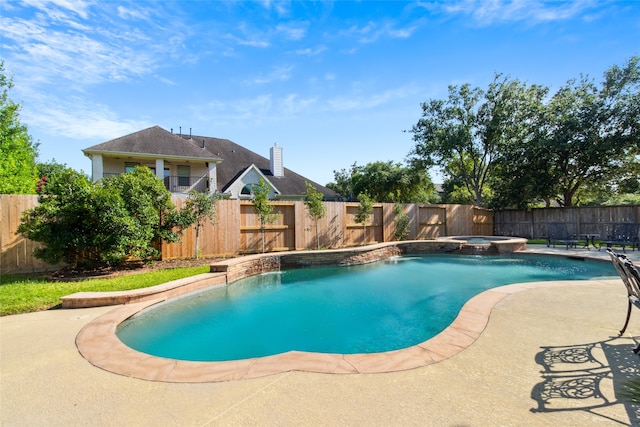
[1, 1, 639, 186]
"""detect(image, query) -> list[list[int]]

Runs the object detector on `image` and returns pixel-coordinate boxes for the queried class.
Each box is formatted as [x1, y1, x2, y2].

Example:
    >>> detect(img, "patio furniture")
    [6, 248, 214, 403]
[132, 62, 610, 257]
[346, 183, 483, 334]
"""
[579, 233, 600, 250]
[606, 249, 640, 354]
[599, 223, 640, 253]
[545, 222, 578, 249]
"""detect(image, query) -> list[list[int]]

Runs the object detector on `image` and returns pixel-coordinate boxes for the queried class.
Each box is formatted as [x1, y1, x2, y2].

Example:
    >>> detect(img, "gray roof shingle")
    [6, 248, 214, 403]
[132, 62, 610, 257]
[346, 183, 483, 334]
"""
[192, 133, 338, 198]
[84, 126, 339, 199]
[83, 126, 222, 161]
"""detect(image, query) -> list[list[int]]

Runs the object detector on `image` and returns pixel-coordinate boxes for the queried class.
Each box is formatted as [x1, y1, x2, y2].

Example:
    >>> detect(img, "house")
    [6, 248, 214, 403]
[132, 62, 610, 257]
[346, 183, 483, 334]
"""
[82, 126, 340, 200]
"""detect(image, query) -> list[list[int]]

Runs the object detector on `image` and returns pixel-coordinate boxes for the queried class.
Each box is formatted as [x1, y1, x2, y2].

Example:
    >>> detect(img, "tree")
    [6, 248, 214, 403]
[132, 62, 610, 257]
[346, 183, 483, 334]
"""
[102, 167, 190, 248]
[304, 182, 326, 250]
[183, 190, 218, 258]
[409, 75, 547, 206]
[251, 178, 280, 253]
[492, 57, 640, 208]
[326, 163, 356, 201]
[37, 159, 71, 180]
[18, 168, 132, 267]
[392, 203, 410, 241]
[328, 161, 438, 204]
[18, 167, 193, 268]
[354, 192, 373, 245]
[0, 61, 39, 194]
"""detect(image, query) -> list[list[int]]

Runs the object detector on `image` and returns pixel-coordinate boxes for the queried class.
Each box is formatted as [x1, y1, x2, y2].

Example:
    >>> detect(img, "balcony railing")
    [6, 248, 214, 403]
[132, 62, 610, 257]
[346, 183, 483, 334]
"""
[103, 173, 209, 193]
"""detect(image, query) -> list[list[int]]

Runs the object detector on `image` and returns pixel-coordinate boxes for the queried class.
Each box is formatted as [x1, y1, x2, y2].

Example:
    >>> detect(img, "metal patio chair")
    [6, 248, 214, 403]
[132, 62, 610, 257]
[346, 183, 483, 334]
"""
[546, 222, 578, 249]
[606, 249, 640, 355]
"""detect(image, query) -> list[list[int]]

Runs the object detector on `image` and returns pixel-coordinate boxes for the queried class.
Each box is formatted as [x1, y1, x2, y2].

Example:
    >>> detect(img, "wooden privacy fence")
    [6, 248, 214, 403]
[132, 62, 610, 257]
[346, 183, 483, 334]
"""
[1, 195, 54, 274]
[494, 205, 640, 240]
[1, 194, 493, 273]
[164, 200, 494, 259]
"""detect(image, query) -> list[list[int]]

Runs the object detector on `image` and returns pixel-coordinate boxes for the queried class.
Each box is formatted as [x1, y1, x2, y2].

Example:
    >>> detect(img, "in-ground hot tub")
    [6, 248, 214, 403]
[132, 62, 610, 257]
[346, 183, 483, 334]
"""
[437, 235, 527, 254]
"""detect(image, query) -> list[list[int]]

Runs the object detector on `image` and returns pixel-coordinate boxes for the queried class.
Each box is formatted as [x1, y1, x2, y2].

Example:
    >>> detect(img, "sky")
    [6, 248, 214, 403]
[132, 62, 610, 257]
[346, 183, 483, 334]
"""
[1, 1, 639, 186]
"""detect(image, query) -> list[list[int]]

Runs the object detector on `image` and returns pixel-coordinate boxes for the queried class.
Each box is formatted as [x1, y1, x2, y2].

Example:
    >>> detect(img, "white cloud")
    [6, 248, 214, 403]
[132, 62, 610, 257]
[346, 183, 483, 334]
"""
[236, 38, 271, 48]
[230, 22, 272, 48]
[192, 92, 320, 126]
[436, 0, 596, 25]
[276, 23, 307, 40]
[117, 5, 150, 21]
[261, 0, 290, 17]
[281, 94, 317, 114]
[22, 94, 151, 140]
[1, 1, 194, 92]
[247, 66, 294, 85]
[191, 83, 417, 128]
[3, 16, 155, 87]
[327, 85, 421, 112]
[22, 0, 91, 19]
[343, 20, 418, 44]
[293, 46, 327, 56]
[154, 75, 178, 86]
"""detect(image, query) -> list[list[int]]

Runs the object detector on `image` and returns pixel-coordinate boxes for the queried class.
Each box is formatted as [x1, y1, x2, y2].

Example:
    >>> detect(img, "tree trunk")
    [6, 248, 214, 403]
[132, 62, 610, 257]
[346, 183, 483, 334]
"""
[363, 223, 367, 245]
[195, 226, 200, 259]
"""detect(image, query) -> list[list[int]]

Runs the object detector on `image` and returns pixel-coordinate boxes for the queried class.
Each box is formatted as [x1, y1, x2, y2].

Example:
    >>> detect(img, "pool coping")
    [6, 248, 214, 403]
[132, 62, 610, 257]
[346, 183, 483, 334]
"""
[74, 241, 617, 382]
[76, 279, 613, 382]
[76, 242, 616, 383]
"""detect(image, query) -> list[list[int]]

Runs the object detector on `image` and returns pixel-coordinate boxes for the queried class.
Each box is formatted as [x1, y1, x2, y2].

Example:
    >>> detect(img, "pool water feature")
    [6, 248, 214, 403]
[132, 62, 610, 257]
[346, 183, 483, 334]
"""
[117, 254, 615, 362]
[440, 235, 527, 255]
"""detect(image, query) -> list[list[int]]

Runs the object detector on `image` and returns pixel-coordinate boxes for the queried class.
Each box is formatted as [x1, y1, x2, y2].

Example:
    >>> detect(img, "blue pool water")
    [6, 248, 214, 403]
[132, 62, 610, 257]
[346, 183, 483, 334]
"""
[116, 254, 615, 361]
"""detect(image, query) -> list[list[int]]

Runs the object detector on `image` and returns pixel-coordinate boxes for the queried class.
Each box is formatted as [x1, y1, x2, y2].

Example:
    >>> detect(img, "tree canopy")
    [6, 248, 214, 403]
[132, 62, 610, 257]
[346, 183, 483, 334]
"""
[328, 160, 438, 204]
[0, 61, 39, 194]
[409, 57, 640, 208]
[492, 57, 640, 208]
[408, 74, 546, 206]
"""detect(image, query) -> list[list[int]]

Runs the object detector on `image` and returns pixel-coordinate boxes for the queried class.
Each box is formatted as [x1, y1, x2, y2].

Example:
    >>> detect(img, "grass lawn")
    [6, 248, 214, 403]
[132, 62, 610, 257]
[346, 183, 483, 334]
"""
[0, 265, 210, 316]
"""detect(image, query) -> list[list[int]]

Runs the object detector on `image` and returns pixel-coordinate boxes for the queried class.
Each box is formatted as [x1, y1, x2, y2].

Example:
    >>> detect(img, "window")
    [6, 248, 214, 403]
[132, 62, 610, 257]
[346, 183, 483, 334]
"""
[125, 162, 139, 173]
[149, 167, 170, 176]
[177, 165, 190, 187]
[241, 184, 253, 195]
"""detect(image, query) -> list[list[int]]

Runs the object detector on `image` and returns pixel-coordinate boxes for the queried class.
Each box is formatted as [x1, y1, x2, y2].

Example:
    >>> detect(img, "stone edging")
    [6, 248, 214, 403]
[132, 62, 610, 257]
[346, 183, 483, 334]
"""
[75, 279, 614, 382]
[60, 273, 227, 308]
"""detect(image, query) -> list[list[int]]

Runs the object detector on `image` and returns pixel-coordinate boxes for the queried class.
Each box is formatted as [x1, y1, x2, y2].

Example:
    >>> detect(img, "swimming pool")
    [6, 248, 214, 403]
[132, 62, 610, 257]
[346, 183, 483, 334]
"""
[116, 254, 615, 362]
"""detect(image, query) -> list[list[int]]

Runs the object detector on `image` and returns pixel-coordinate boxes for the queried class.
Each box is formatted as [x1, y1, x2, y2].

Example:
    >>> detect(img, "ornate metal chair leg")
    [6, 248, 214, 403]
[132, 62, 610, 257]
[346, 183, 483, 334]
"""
[620, 300, 633, 336]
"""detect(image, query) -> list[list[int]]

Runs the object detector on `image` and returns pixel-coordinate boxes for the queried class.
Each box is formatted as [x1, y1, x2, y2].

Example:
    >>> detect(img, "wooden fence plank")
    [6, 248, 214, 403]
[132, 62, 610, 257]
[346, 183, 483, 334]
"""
[2, 195, 500, 272]
[1, 194, 56, 273]
[494, 205, 640, 239]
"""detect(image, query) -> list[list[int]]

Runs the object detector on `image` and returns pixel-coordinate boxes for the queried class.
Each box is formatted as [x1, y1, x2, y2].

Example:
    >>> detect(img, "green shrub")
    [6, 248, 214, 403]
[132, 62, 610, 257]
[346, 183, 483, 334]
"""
[18, 167, 194, 268]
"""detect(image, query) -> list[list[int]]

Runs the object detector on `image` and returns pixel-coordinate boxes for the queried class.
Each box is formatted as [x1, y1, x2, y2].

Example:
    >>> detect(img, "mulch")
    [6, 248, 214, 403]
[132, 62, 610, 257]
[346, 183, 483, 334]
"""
[47, 257, 223, 282]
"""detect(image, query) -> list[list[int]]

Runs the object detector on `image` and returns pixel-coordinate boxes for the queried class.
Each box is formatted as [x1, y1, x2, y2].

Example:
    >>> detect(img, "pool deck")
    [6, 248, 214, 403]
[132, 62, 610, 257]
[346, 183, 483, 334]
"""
[2, 245, 640, 425]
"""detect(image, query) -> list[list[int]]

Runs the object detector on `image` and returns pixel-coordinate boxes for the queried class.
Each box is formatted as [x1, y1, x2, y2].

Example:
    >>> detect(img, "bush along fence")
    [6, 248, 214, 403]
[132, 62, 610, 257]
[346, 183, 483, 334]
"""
[1, 195, 492, 274]
[494, 205, 640, 242]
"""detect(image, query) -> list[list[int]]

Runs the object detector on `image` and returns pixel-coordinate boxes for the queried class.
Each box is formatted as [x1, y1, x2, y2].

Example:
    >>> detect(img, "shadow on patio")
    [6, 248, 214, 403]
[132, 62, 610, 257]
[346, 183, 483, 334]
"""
[531, 337, 640, 425]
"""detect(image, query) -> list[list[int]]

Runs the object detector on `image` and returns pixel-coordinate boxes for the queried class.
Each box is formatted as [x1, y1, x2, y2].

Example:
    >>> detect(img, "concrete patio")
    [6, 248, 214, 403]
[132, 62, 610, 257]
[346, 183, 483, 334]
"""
[2, 246, 640, 426]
